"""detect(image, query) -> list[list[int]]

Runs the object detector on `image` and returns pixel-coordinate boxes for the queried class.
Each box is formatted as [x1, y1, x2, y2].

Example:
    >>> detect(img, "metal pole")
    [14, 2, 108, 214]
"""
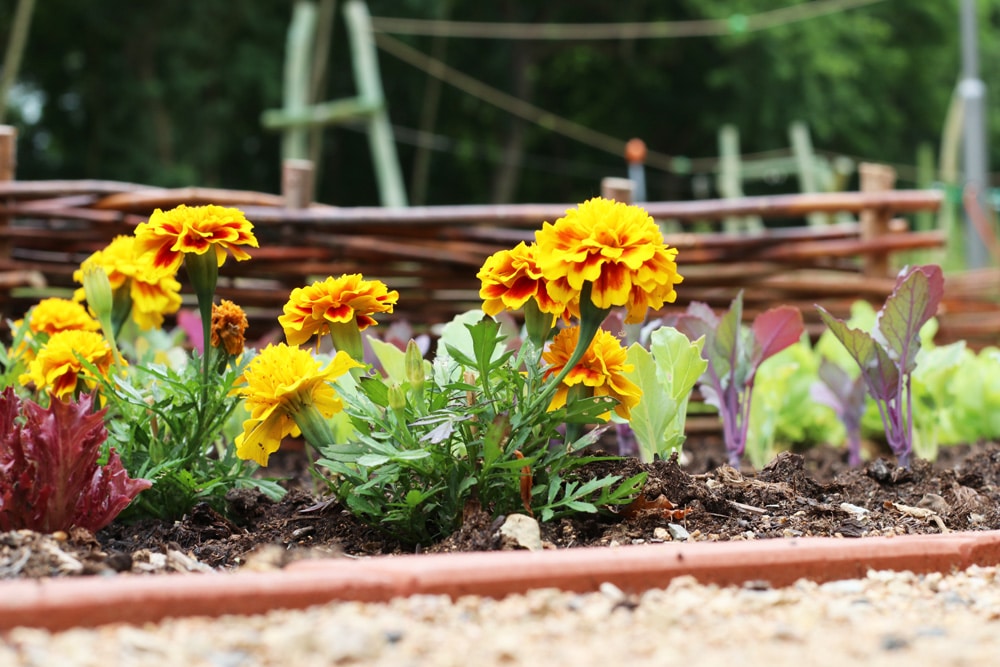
[959, 0, 990, 268]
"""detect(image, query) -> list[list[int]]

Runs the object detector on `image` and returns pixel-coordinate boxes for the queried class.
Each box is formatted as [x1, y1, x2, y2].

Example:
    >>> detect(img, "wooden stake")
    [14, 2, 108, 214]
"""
[0, 126, 16, 261]
[282, 159, 315, 209]
[600, 177, 634, 204]
[858, 162, 897, 277]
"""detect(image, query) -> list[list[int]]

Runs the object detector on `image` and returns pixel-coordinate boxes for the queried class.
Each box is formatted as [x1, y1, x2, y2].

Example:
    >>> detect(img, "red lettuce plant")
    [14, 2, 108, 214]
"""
[675, 291, 804, 467]
[816, 265, 945, 468]
[0, 387, 151, 532]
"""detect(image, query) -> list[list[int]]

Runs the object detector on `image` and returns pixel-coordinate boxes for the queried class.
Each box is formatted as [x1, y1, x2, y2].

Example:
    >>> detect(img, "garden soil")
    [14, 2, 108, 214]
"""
[6, 438, 1000, 577]
[6, 440, 1000, 666]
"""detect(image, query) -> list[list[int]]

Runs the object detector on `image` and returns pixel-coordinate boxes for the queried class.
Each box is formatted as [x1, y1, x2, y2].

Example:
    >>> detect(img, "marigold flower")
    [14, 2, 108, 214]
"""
[232, 344, 362, 466]
[477, 242, 576, 320]
[74, 235, 183, 330]
[542, 326, 642, 421]
[19, 330, 117, 400]
[133, 204, 258, 273]
[211, 299, 248, 356]
[535, 197, 683, 324]
[27, 298, 101, 336]
[279, 274, 399, 347]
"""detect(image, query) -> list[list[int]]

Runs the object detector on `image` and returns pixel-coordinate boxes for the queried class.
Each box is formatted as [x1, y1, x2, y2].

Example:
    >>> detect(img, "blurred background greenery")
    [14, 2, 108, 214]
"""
[1, 0, 995, 206]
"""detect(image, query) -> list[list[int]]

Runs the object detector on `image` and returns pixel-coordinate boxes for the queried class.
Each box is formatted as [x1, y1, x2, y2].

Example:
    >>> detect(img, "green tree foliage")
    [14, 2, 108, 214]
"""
[4, 0, 998, 205]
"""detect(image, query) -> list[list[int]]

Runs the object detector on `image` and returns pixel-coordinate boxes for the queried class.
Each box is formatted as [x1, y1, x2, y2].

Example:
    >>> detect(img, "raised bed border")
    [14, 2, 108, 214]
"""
[2, 530, 999, 632]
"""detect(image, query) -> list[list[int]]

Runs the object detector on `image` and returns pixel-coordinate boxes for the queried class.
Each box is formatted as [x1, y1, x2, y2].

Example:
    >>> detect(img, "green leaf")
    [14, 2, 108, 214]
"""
[625, 329, 706, 462]
[356, 454, 391, 467]
[368, 338, 408, 383]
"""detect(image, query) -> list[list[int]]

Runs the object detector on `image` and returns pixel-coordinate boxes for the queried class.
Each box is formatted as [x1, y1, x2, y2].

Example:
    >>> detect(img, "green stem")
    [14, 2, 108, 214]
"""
[527, 283, 607, 416]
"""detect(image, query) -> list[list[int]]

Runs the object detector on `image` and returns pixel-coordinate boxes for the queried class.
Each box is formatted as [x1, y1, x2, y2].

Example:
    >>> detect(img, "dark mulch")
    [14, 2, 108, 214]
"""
[7, 437, 1000, 578]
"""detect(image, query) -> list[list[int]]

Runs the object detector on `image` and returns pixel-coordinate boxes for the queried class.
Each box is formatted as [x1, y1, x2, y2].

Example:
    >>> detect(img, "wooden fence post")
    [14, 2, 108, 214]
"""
[859, 162, 897, 277]
[600, 177, 635, 205]
[282, 158, 315, 209]
[0, 126, 16, 261]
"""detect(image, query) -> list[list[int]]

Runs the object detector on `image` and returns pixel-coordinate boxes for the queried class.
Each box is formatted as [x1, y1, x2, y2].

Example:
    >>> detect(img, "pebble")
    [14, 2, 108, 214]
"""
[6, 566, 1000, 666]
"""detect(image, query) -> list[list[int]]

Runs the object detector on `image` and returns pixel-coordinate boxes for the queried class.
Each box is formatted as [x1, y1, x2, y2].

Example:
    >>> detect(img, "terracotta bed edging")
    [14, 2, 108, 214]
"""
[2, 531, 1000, 633]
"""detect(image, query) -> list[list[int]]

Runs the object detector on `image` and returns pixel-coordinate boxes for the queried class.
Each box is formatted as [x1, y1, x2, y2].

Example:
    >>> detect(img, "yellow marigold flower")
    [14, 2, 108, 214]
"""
[74, 235, 183, 330]
[27, 298, 101, 336]
[535, 197, 683, 324]
[477, 242, 576, 320]
[279, 274, 399, 347]
[19, 330, 116, 400]
[211, 299, 248, 356]
[133, 204, 258, 273]
[232, 344, 362, 466]
[542, 326, 642, 421]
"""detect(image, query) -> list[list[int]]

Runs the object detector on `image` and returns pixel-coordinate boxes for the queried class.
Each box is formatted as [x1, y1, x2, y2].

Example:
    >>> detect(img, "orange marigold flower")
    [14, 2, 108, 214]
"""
[535, 197, 682, 323]
[133, 204, 258, 273]
[74, 235, 183, 330]
[27, 298, 101, 336]
[18, 330, 117, 400]
[211, 299, 249, 356]
[279, 274, 399, 347]
[477, 242, 576, 321]
[542, 326, 642, 421]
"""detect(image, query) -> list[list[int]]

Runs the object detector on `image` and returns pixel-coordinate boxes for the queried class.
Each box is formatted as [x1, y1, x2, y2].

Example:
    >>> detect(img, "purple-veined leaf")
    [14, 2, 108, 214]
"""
[876, 265, 944, 373]
[685, 301, 719, 328]
[751, 306, 805, 365]
[713, 292, 743, 382]
[817, 308, 900, 401]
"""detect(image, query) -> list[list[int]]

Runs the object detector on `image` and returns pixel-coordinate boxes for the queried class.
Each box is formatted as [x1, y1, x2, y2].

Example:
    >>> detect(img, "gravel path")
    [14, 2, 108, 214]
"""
[3, 565, 1000, 666]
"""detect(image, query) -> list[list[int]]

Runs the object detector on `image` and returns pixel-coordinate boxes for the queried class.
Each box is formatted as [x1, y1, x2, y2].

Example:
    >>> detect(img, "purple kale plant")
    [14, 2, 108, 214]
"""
[815, 265, 945, 468]
[675, 291, 804, 467]
[0, 387, 152, 532]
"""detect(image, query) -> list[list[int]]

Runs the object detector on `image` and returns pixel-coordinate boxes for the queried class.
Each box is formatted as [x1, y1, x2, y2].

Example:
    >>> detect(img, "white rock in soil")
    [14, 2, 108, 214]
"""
[667, 523, 691, 541]
[499, 513, 543, 551]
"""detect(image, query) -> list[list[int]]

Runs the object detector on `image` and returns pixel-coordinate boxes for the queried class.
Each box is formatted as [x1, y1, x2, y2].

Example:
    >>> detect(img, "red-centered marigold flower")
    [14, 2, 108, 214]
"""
[477, 242, 576, 321]
[542, 326, 642, 421]
[18, 330, 117, 400]
[27, 298, 101, 336]
[74, 235, 183, 330]
[535, 197, 682, 324]
[211, 299, 249, 356]
[133, 204, 258, 273]
[279, 274, 399, 347]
